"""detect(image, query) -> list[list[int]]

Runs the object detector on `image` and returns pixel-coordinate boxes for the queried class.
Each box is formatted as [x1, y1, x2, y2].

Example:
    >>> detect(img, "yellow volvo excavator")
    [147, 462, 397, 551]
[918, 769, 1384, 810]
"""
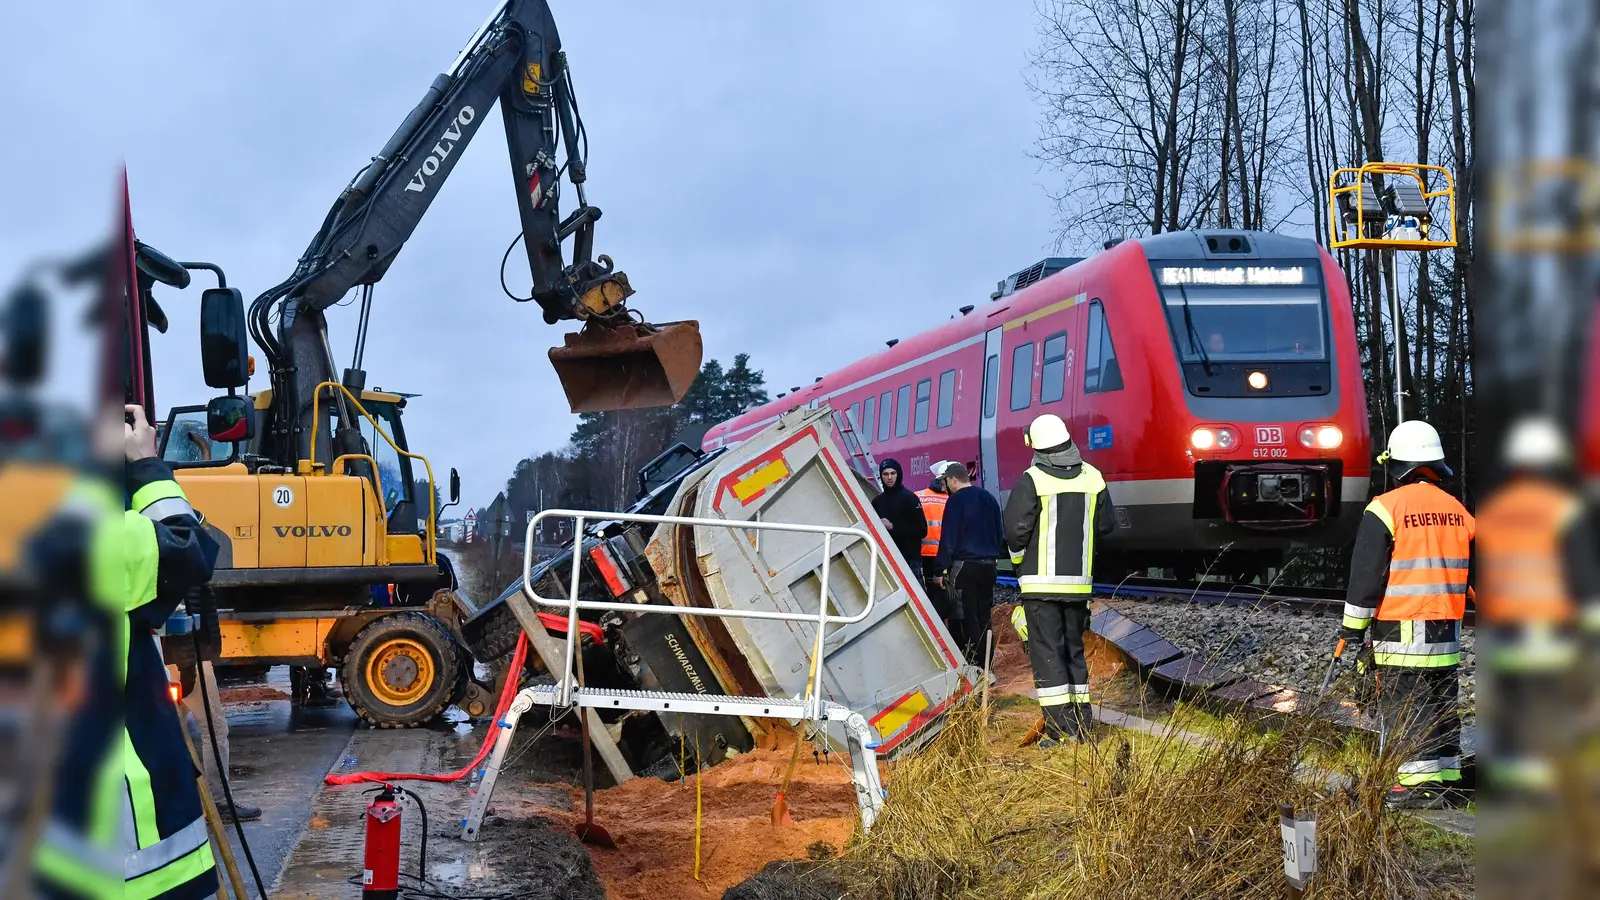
[127, 0, 702, 726]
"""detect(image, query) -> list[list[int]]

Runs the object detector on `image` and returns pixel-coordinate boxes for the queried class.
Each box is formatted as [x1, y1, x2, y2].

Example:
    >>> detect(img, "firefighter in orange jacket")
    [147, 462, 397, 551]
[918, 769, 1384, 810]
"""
[919, 462, 956, 640]
[1340, 420, 1474, 809]
[1476, 417, 1600, 798]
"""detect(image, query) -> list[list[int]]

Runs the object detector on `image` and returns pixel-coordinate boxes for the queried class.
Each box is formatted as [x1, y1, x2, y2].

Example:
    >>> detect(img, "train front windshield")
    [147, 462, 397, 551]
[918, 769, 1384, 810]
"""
[1154, 262, 1327, 363]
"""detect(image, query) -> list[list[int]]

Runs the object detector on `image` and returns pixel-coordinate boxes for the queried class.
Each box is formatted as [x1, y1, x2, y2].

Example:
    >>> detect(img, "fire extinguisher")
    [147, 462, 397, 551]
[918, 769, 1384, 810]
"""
[363, 785, 402, 899]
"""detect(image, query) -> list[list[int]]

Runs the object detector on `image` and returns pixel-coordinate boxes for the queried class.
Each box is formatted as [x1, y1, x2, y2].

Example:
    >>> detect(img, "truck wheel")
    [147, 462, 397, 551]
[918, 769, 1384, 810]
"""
[342, 612, 460, 728]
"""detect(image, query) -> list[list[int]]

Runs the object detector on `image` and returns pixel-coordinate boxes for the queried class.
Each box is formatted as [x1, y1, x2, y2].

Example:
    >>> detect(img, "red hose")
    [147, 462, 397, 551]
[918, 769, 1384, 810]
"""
[325, 633, 529, 786]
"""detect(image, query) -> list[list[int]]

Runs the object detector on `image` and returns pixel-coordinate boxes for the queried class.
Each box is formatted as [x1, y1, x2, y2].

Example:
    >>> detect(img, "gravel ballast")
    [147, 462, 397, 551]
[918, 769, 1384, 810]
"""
[1099, 596, 1476, 712]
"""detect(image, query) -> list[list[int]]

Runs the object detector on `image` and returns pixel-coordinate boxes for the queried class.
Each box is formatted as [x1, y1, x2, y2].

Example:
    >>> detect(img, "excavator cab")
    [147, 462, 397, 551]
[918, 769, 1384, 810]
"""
[549, 318, 704, 413]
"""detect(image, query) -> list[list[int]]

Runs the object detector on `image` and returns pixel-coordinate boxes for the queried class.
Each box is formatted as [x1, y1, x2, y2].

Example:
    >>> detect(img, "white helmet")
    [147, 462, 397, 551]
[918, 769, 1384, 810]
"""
[1025, 414, 1072, 451]
[1503, 417, 1570, 469]
[1385, 420, 1446, 463]
[930, 459, 964, 479]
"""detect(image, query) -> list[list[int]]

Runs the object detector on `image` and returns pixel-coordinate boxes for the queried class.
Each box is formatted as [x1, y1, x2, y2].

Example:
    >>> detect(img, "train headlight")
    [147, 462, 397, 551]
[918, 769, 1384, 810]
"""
[1247, 371, 1269, 390]
[1191, 426, 1238, 451]
[1299, 425, 1343, 449]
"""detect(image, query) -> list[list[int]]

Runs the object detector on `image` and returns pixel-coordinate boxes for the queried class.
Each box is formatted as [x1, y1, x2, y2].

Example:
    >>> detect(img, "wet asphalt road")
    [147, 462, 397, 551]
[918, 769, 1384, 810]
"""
[200, 668, 357, 897]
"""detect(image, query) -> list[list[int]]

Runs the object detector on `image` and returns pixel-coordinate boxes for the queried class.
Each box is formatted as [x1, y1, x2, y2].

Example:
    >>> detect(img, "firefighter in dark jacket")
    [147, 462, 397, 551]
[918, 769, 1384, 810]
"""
[872, 458, 928, 580]
[119, 405, 222, 899]
[1004, 415, 1114, 746]
[1339, 420, 1473, 810]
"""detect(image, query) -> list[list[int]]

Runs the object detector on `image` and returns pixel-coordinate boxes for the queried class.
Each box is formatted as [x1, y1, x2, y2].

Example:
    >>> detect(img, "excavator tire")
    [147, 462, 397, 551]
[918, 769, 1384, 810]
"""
[341, 612, 461, 728]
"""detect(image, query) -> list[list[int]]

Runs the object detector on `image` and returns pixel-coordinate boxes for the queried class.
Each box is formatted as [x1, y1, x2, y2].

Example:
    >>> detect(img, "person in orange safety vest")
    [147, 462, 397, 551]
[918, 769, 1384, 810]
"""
[919, 462, 957, 644]
[1339, 420, 1475, 810]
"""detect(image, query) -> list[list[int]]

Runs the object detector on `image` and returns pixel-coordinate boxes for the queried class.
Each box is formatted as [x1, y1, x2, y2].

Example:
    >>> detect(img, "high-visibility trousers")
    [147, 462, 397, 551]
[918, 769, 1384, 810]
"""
[1376, 663, 1462, 789]
[1022, 598, 1091, 738]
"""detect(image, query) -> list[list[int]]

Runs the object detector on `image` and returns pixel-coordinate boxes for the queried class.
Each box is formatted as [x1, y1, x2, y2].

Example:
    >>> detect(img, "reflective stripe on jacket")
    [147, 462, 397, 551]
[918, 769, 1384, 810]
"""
[916, 489, 947, 557]
[1007, 463, 1106, 596]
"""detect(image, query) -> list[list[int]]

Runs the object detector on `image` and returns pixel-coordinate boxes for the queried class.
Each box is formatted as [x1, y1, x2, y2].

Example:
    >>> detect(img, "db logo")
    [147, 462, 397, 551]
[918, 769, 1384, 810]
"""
[1255, 426, 1284, 445]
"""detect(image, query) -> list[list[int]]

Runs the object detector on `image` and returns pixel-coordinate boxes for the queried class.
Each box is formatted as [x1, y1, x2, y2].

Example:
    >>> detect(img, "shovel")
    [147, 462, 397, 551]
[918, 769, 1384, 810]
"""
[1313, 637, 1347, 708]
[573, 646, 616, 849]
[549, 319, 703, 413]
[770, 737, 805, 827]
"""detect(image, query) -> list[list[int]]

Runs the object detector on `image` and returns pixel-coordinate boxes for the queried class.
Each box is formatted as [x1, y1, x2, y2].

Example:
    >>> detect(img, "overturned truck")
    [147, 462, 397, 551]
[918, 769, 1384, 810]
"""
[460, 406, 977, 780]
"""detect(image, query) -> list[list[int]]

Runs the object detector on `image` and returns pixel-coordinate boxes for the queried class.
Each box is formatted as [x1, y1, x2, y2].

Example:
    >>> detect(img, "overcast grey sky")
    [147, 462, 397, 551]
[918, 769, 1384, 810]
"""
[3, 2, 1056, 507]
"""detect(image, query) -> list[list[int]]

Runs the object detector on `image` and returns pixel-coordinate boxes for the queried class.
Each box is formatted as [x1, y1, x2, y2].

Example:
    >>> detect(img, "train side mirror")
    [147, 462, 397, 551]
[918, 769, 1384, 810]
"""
[206, 395, 252, 443]
[199, 287, 249, 389]
[449, 468, 461, 504]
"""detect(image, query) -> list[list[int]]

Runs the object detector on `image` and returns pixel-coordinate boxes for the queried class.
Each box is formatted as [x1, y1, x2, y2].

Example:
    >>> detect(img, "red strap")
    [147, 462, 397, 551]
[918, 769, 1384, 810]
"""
[324, 633, 528, 786]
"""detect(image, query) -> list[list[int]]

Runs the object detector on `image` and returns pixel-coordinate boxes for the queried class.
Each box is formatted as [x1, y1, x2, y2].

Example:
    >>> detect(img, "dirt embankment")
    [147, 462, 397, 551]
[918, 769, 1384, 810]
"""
[530, 741, 859, 900]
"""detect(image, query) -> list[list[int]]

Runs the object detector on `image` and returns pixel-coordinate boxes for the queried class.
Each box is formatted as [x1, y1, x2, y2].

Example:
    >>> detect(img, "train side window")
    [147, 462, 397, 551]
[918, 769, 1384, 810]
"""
[895, 384, 912, 437]
[983, 354, 999, 419]
[913, 378, 932, 433]
[937, 369, 956, 427]
[1010, 342, 1035, 411]
[1040, 332, 1068, 404]
[863, 396, 876, 444]
[1084, 300, 1124, 393]
[877, 390, 893, 441]
[849, 401, 863, 434]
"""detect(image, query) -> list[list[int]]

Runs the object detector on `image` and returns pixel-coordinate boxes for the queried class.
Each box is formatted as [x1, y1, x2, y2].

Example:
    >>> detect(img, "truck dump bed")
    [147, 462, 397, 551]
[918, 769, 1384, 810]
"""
[463, 406, 974, 775]
[642, 406, 975, 757]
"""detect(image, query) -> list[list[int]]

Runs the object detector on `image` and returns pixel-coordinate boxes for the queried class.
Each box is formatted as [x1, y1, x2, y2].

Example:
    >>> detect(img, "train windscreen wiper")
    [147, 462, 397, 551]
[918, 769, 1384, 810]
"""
[1177, 283, 1216, 376]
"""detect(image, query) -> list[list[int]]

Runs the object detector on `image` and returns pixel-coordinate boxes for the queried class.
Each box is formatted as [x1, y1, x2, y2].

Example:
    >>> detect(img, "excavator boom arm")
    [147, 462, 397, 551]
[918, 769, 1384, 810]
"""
[292, 0, 596, 325]
[249, 0, 701, 470]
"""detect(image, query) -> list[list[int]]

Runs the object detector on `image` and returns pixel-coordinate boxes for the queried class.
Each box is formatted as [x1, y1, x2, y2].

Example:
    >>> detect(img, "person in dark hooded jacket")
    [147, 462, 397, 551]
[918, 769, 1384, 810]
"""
[872, 458, 928, 579]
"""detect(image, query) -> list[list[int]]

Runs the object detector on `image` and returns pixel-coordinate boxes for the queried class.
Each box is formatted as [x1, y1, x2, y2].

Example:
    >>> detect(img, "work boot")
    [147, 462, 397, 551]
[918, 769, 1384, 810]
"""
[219, 803, 262, 824]
[1383, 785, 1449, 810]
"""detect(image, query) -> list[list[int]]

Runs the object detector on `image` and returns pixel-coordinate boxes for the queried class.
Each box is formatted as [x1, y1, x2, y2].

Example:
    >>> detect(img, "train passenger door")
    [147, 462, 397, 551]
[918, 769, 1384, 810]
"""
[978, 326, 1003, 491]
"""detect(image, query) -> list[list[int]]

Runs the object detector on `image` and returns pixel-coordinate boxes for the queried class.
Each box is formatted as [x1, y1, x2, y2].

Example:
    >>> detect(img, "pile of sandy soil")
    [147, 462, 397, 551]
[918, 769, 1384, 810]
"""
[528, 740, 860, 900]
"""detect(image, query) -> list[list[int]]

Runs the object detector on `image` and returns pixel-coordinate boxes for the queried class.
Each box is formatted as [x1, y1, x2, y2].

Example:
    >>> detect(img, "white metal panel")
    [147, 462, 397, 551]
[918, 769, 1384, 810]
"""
[687, 406, 974, 753]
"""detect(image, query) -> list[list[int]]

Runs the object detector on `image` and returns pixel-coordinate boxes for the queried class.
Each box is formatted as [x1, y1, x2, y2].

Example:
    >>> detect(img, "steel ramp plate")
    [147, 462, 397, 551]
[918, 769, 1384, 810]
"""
[525, 684, 858, 722]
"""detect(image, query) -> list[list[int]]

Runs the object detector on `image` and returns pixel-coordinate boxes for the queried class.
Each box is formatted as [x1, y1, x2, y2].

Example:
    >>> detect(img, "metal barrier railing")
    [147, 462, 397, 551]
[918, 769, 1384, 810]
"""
[524, 508, 880, 722]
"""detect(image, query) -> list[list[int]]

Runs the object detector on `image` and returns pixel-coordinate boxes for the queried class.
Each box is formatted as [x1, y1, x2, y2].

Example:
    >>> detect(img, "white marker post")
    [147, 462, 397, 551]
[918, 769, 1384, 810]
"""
[1280, 803, 1317, 897]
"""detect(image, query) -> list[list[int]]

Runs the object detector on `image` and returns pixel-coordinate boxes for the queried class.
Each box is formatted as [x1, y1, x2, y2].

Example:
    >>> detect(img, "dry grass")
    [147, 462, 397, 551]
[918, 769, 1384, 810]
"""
[829, 701, 1469, 900]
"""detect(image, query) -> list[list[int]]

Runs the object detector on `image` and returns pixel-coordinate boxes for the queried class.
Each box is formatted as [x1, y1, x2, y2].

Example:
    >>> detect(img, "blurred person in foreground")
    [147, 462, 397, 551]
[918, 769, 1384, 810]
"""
[26, 404, 130, 900]
[1338, 420, 1474, 809]
[104, 405, 219, 899]
[1475, 417, 1600, 802]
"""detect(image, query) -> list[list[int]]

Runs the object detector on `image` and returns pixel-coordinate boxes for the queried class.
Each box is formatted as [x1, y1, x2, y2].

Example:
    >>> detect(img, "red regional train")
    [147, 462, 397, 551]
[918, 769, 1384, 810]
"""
[704, 230, 1373, 581]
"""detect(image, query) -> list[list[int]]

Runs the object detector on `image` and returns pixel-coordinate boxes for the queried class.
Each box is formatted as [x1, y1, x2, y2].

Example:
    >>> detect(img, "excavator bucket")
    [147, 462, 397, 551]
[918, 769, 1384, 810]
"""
[549, 320, 703, 413]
